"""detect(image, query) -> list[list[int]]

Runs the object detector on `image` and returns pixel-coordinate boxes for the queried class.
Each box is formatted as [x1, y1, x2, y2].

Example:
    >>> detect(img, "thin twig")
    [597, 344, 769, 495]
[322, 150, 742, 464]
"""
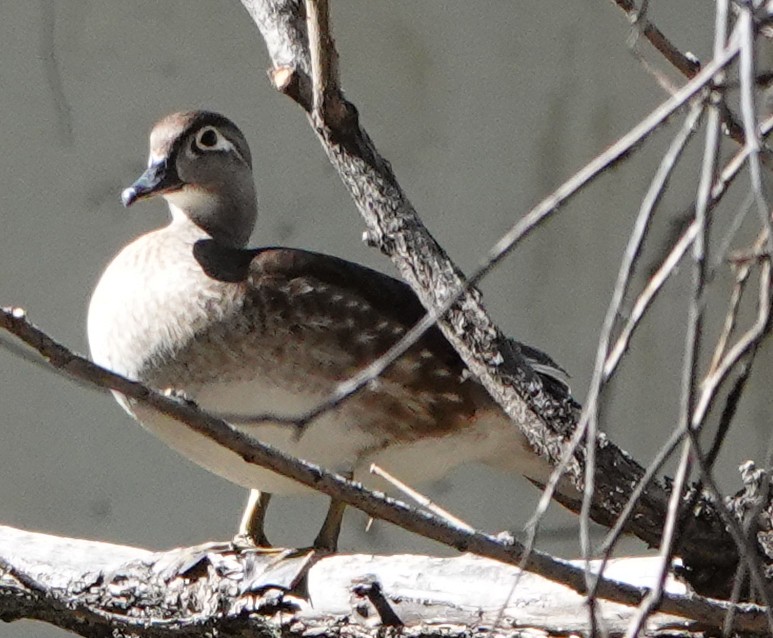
[624, 442, 694, 638]
[583, 102, 705, 602]
[711, 191, 755, 279]
[305, 0, 340, 124]
[610, 0, 701, 79]
[707, 230, 766, 385]
[738, 2, 773, 257]
[609, 0, 757, 153]
[369, 464, 474, 532]
[626, 6, 730, 634]
[694, 260, 771, 427]
[705, 358, 754, 470]
[602, 111, 773, 379]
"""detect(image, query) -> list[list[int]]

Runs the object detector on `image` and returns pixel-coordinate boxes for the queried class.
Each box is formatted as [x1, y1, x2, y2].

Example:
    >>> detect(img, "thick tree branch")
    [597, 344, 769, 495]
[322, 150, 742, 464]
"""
[0, 525, 761, 638]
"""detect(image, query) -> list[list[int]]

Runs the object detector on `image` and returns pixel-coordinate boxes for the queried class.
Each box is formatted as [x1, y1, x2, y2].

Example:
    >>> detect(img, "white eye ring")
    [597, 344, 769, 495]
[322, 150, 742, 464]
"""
[187, 125, 247, 165]
[194, 126, 231, 152]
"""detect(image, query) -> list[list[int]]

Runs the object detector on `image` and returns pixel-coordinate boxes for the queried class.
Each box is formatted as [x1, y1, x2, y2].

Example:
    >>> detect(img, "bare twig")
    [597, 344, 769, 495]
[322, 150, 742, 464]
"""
[603, 110, 773, 380]
[738, 2, 773, 256]
[705, 358, 754, 470]
[610, 0, 765, 155]
[305, 0, 341, 124]
[694, 260, 771, 427]
[369, 464, 474, 532]
[624, 442, 694, 638]
[707, 232, 769, 397]
[581, 102, 704, 601]
[610, 0, 701, 79]
[625, 6, 730, 633]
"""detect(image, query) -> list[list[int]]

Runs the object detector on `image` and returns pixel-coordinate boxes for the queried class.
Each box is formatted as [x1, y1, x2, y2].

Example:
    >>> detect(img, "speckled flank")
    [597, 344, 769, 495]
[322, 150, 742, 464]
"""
[88, 212, 540, 493]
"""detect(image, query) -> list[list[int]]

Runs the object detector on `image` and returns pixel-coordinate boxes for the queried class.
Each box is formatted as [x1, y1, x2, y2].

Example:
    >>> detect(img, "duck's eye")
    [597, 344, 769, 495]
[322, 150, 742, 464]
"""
[195, 127, 220, 150]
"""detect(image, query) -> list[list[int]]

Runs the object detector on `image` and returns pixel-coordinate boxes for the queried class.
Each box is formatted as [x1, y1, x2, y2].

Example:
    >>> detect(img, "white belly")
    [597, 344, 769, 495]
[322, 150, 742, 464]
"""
[127, 376, 546, 496]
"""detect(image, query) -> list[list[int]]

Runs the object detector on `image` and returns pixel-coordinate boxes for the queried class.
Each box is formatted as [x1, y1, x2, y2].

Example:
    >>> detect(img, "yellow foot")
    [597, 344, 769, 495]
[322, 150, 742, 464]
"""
[231, 532, 279, 552]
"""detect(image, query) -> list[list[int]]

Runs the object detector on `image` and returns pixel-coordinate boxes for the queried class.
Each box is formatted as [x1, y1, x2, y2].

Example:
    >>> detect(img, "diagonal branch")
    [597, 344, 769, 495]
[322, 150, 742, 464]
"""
[238, 0, 746, 597]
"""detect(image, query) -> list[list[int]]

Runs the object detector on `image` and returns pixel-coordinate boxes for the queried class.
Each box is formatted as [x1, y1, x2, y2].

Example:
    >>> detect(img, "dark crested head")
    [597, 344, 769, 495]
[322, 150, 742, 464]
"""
[121, 110, 258, 248]
[149, 111, 252, 172]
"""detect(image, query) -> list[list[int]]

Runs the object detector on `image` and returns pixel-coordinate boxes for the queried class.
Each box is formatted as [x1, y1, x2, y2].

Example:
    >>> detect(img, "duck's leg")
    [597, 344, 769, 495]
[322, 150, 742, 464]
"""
[236, 489, 272, 547]
[313, 497, 347, 552]
[313, 469, 352, 553]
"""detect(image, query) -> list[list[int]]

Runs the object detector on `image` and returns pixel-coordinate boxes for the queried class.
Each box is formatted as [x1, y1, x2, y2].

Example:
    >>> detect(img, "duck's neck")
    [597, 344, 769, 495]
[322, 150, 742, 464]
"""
[164, 186, 257, 248]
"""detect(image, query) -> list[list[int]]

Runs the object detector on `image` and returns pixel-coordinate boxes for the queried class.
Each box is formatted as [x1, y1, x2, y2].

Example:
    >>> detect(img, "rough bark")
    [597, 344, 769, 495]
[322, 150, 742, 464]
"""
[0, 525, 724, 638]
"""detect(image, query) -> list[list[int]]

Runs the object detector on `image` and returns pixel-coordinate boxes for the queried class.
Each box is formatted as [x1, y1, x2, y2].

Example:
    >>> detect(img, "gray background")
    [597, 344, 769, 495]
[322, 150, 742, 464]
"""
[0, 2, 770, 636]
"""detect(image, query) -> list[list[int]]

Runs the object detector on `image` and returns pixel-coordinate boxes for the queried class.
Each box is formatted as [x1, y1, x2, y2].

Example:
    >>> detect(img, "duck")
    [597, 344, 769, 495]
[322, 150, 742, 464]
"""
[87, 110, 570, 550]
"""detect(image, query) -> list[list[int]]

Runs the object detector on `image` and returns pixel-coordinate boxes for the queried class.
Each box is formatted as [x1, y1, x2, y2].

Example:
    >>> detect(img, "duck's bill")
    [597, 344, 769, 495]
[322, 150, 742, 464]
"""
[121, 160, 183, 207]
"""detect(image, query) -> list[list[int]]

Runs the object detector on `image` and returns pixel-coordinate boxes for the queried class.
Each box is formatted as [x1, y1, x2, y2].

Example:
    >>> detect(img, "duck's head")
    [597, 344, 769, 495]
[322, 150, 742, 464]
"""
[122, 111, 257, 248]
